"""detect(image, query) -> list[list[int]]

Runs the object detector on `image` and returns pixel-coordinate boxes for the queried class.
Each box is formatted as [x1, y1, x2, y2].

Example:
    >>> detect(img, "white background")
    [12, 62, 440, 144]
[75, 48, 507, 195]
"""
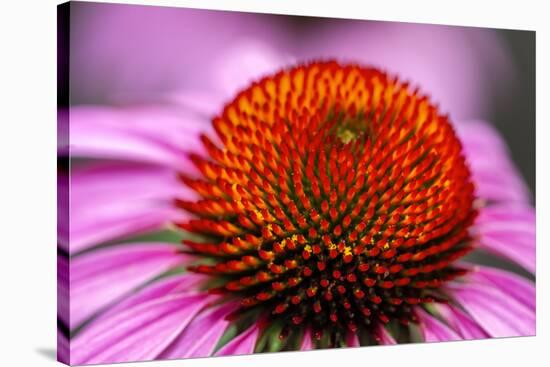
[0, 0, 546, 366]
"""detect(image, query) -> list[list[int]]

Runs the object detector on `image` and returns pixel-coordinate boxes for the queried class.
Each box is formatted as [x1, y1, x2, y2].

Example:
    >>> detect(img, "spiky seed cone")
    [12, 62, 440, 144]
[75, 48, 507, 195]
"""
[176, 61, 476, 343]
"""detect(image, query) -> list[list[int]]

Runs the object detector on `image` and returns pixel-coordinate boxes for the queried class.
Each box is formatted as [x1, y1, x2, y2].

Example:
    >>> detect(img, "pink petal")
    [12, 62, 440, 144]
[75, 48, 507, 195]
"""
[70, 207, 181, 254]
[69, 163, 194, 253]
[477, 203, 535, 223]
[58, 174, 69, 249]
[70, 243, 187, 329]
[456, 120, 531, 204]
[471, 172, 530, 204]
[68, 105, 210, 166]
[99, 273, 207, 321]
[475, 236, 535, 274]
[416, 308, 461, 342]
[346, 332, 360, 347]
[58, 109, 69, 154]
[215, 323, 260, 356]
[72, 292, 211, 364]
[473, 204, 535, 273]
[297, 23, 513, 121]
[373, 325, 396, 345]
[463, 265, 535, 311]
[167, 89, 228, 117]
[300, 328, 314, 351]
[212, 40, 293, 100]
[71, 162, 192, 203]
[57, 254, 70, 327]
[446, 282, 535, 337]
[160, 301, 239, 359]
[69, 4, 291, 104]
[57, 329, 69, 365]
[165, 41, 292, 135]
[434, 303, 488, 340]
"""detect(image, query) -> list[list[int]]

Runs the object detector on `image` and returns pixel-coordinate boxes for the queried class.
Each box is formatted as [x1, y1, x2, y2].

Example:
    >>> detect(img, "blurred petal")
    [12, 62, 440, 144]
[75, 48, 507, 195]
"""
[300, 328, 314, 351]
[70, 3, 291, 104]
[58, 109, 69, 154]
[99, 273, 207, 321]
[160, 301, 238, 359]
[212, 39, 293, 100]
[168, 39, 293, 116]
[67, 106, 210, 166]
[167, 41, 292, 141]
[70, 207, 180, 254]
[72, 293, 211, 364]
[71, 244, 186, 329]
[434, 303, 488, 340]
[346, 332, 360, 347]
[57, 329, 69, 365]
[456, 120, 531, 204]
[477, 202, 535, 223]
[463, 265, 535, 310]
[58, 173, 69, 249]
[57, 254, 70, 327]
[447, 282, 535, 337]
[167, 90, 228, 117]
[416, 308, 461, 342]
[473, 204, 535, 273]
[373, 325, 396, 345]
[69, 163, 194, 253]
[297, 22, 513, 120]
[215, 323, 260, 356]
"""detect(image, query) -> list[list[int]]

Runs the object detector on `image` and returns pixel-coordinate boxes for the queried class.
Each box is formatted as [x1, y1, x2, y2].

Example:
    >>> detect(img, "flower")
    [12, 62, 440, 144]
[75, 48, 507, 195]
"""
[58, 6, 535, 366]
[179, 61, 479, 338]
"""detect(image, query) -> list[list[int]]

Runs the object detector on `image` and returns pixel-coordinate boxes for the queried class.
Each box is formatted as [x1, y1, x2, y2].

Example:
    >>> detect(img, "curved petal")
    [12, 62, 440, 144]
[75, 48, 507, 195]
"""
[446, 281, 535, 337]
[215, 323, 260, 356]
[69, 163, 195, 253]
[434, 303, 489, 340]
[160, 301, 239, 359]
[462, 265, 535, 310]
[72, 293, 212, 365]
[70, 207, 181, 254]
[300, 328, 314, 351]
[98, 273, 207, 321]
[373, 325, 396, 345]
[473, 204, 535, 273]
[67, 105, 210, 167]
[477, 203, 535, 224]
[70, 243, 187, 329]
[416, 308, 461, 342]
[456, 120, 531, 204]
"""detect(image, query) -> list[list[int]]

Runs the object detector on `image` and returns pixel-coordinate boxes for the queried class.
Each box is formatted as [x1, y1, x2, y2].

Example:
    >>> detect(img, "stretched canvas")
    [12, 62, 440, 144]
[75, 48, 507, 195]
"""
[57, 1, 536, 365]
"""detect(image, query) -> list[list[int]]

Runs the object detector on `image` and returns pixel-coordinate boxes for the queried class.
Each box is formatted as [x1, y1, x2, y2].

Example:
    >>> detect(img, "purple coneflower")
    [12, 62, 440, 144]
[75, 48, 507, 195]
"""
[58, 14, 535, 366]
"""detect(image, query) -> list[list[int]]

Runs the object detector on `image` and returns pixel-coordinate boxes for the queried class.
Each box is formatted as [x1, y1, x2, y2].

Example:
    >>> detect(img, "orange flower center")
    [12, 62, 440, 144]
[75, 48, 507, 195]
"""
[176, 61, 476, 342]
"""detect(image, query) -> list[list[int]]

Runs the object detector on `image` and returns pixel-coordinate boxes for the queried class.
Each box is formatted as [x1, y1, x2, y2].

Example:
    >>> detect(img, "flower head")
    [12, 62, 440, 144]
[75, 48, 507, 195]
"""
[176, 62, 477, 343]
